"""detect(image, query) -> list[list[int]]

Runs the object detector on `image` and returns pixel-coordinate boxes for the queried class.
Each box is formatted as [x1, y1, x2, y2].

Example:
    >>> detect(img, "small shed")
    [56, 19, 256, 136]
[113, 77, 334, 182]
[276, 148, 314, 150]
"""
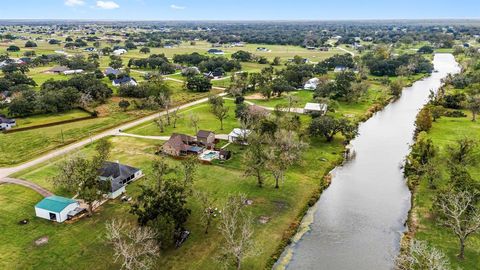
[35, 196, 79, 223]
[304, 103, 328, 115]
[228, 128, 252, 145]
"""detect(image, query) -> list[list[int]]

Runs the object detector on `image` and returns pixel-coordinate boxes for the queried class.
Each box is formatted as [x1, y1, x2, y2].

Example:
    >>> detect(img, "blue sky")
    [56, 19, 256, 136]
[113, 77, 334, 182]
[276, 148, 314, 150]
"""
[0, 0, 479, 20]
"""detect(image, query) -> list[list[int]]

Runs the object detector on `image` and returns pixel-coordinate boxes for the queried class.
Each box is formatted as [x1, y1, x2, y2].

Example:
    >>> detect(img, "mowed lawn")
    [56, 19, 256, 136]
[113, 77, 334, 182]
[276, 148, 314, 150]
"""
[13, 109, 92, 128]
[1, 127, 344, 269]
[413, 110, 480, 270]
[0, 79, 219, 167]
[126, 99, 238, 137]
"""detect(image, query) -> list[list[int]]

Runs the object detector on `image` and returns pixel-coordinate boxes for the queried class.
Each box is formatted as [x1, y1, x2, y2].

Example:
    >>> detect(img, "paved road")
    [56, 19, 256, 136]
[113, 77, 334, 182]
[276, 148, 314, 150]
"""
[0, 92, 227, 180]
[336, 46, 355, 56]
[117, 132, 230, 141]
[0, 178, 53, 197]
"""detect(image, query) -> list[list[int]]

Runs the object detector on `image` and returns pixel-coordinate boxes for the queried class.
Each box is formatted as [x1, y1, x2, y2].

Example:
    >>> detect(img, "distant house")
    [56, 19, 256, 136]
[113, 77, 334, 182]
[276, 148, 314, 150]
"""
[318, 47, 329, 51]
[162, 133, 200, 157]
[63, 69, 84, 75]
[204, 70, 224, 79]
[228, 128, 252, 145]
[306, 46, 316, 50]
[104, 67, 121, 76]
[112, 77, 138, 87]
[35, 196, 80, 223]
[207, 48, 224, 55]
[196, 130, 215, 147]
[98, 161, 143, 199]
[47, 66, 69, 74]
[256, 47, 271, 52]
[334, 66, 347, 73]
[304, 103, 328, 115]
[113, 49, 127, 55]
[84, 47, 97, 52]
[0, 115, 16, 130]
[304, 78, 320, 90]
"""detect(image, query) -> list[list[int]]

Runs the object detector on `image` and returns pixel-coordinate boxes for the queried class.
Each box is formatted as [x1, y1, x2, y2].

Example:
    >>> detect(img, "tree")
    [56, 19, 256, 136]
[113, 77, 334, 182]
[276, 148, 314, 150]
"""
[417, 45, 435, 54]
[232, 50, 253, 62]
[272, 56, 281, 66]
[105, 219, 160, 270]
[395, 240, 450, 270]
[170, 107, 181, 128]
[186, 75, 212, 92]
[243, 132, 268, 187]
[178, 155, 198, 192]
[140, 47, 151, 54]
[196, 191, 219, 234]
[415, 107, 433, 134]
[266, 130, 306, 188]
[110, 55, 123, 69]
[189, 113, 200, 134]
[466, 95, 480, 121]
[119, 99, 130, 112]
[390, 80, 404, 98]
[429, 105, 445, 122]
[53, 139, 111, 216]
[217, 194, 255, 270]
[446, 138, 478, 167]
[6, 45, 20, 52]
[309, 116, 358, 142]
[212, 103, 229, 130]
[130, 159, 191, 247]
[102, 47, 113, 55]
[25, 41, 37, 48]
[435, 190, 480, 260]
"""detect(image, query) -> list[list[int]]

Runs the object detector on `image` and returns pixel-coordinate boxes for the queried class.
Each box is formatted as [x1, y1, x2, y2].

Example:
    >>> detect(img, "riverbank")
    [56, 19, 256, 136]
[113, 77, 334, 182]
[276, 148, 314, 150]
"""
[277, 53, 458, 270]
[401, 53, 479, 269]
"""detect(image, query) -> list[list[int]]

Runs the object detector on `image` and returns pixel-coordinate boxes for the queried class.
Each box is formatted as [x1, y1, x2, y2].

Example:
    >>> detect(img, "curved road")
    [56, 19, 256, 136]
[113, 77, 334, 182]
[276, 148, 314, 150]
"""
[0, 92, 227, 181]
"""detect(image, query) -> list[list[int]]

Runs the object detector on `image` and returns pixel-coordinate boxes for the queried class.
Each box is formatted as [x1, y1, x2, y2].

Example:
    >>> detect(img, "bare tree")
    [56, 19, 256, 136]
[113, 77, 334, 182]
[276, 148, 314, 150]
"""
[189, 113, 200, 134]
[171, 107, 182, 128]
[105, 219, 160, 270]
[196, 191, 219, 234]
[243, 132, 267, 187]
[154, 114, 166, 133]
[266, 129, 307, 188]
[217, 194, 255, 270]
[395, 240, 450, 270]
[466, 95, 480, 121]
[435, 190, 480, 259]
[285, 94, 299, 113]
[213, 105, 229, 130]
[178, 155, 198, 192]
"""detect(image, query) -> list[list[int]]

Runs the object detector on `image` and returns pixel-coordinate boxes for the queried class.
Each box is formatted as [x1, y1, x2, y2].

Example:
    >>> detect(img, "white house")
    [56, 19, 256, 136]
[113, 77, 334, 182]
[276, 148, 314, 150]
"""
[304, 78, 320, 90]
[334, 66, 347, 73]
[35, 196, 80, 223]
[113, 49, 127, 56]
[0, 115, 16, 130]
[304, 103, 328, 115]
[228, 128, 252, 145]
[63, 69, 84, 75]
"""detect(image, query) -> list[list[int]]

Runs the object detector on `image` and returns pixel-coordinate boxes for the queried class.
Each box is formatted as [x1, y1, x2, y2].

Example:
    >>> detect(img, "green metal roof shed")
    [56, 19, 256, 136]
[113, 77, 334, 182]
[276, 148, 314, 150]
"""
[35, 196, 79, 223]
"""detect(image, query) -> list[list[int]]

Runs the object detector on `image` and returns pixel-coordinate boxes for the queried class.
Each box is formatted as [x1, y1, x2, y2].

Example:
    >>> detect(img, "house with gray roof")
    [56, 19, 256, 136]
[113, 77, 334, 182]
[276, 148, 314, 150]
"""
[98, 161, 143, 199]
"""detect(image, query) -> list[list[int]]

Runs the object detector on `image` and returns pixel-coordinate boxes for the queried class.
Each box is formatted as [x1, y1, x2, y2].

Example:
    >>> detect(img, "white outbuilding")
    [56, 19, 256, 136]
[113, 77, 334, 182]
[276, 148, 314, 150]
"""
[35, 196, 80, 223]
[228, 128, 252, 145]
[304, 78, 320, 90]
[304, 103, 328, 115]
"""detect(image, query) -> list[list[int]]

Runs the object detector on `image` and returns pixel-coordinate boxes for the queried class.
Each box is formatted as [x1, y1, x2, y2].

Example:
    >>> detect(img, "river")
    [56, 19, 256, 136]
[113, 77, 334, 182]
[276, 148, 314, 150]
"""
[277, 54, 460, 270]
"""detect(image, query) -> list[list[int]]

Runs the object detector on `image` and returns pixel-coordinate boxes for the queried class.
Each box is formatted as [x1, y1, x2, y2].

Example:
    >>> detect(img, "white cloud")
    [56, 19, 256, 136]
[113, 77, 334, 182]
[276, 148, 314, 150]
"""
[65, 0, 85, 7]
[170, 4, 185, 10]
[96, 1, 120, 9]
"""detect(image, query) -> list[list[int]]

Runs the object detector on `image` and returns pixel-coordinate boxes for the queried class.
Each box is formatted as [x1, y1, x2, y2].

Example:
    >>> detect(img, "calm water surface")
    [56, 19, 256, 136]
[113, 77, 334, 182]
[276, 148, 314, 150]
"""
[280, 54, 460, 270]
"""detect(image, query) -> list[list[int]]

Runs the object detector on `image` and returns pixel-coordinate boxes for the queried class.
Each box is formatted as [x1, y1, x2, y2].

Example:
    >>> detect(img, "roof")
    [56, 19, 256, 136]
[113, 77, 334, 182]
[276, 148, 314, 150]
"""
[99, 161, 140, 180]
[197, 130, 214, 139]
[35, 196, 77, 213]
[113, 77, 135, 85]
[0, 115, 15, 124]
[164, 133, 196, 152]
[229, 128, 251, 138]
[49, 66, 69, 72]
[105, 67, 121, 75]
[304, 103, 328, 112]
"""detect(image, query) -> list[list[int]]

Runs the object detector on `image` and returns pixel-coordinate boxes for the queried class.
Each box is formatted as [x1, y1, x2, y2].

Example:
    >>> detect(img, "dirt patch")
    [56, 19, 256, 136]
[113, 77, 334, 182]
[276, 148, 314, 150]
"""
[272, 200, 289, 211]
[244, 93, 267, 100]
[35, 236, 49, 246]
[258, 216, 271, 224]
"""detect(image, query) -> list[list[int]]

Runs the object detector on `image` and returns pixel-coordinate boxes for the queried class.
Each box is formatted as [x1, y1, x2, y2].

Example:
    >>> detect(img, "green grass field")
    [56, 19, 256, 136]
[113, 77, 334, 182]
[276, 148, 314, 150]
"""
[1, 124, 344, 269]
[13, 109, 92, 128]
[412, 110, 480, 269]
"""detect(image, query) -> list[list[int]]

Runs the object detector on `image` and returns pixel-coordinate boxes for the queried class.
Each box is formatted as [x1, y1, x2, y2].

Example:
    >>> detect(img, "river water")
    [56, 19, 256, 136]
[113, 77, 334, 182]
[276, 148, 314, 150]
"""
[278, 54, 460, 270]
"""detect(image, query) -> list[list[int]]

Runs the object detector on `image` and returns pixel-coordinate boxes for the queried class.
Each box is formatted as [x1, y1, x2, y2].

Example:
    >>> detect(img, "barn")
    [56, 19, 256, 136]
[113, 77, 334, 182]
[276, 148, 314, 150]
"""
[35, 196, 79, 223]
